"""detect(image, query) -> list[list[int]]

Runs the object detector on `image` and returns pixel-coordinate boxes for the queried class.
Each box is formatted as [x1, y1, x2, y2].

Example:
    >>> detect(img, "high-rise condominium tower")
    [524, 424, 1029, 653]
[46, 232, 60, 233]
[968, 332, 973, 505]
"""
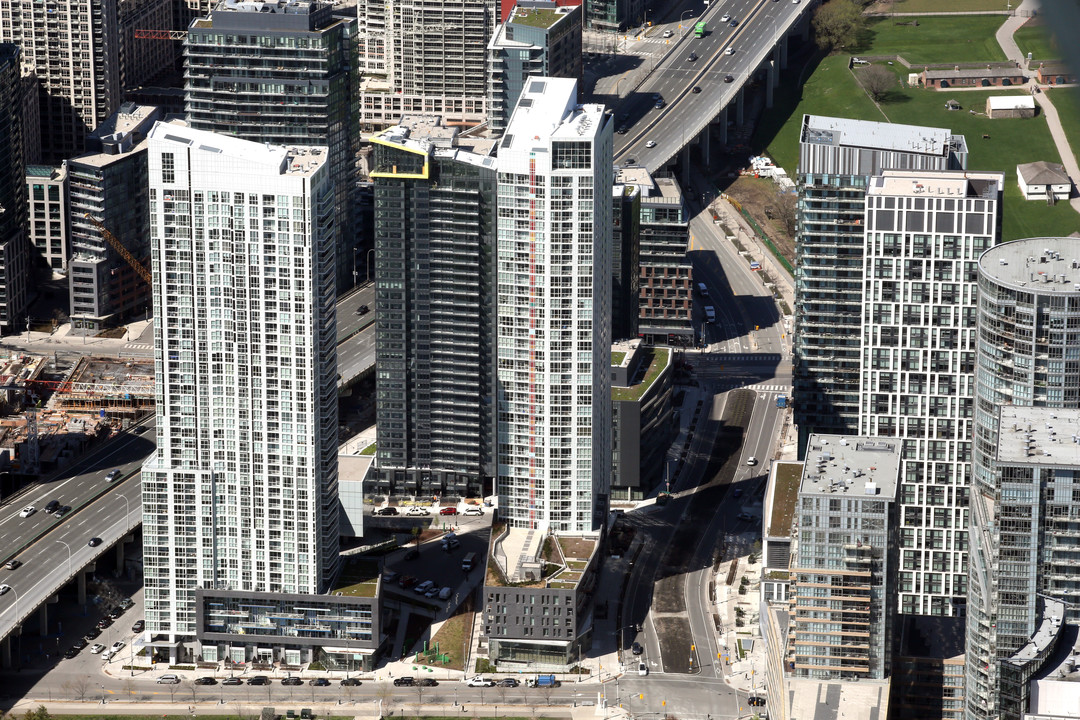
[141, 121, 339, 661]
[368, 116, 498, 498]
[794, 115, 967, 450]
[966, 238, 1080, 720]
[496, 77, 612, 534]
[356, 0, 495, 130]
[0, 45, 29, 333]
[858, 169, 1003, 618]
[185, 0, 358, 291]
[0, 0, 121, 161]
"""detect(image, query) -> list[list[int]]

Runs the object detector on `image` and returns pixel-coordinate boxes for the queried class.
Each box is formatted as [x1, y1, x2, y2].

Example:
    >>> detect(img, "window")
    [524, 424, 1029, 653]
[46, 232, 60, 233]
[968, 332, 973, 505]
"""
[162, 153, 175, 184]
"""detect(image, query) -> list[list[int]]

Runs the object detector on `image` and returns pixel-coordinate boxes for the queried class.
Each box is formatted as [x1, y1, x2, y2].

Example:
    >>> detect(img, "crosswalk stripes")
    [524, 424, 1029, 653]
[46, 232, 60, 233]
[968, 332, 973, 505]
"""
[708, 353, 783, 362]
[710, 383, 789, 393]
[125, 343, 152, 350]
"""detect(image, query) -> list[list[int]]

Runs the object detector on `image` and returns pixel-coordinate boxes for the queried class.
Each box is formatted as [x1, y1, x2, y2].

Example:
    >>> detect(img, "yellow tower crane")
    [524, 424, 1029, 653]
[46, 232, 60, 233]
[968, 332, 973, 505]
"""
[83, 214, 152, 286]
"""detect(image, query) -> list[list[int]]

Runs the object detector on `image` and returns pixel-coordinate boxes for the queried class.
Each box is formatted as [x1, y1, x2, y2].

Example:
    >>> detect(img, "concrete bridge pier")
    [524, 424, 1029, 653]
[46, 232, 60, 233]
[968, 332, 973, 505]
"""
[1, 634, 10, 669]
[700, 125, 710, 165]
[116, 538, 125, 568]
[683, 143, 692, 188]
[779, 33, 789, 70]
[736, 88, 745, 127]
[718, 106, 728, 146]
[38, 604, 48, 637]
[78, 569, 87, 606]
[767, 59, 777, 108]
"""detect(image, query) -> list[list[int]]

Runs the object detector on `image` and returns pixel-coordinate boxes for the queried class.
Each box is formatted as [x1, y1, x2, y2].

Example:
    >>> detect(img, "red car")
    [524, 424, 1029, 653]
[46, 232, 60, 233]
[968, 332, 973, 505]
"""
[398, 575, 418, 589]
[440, 507, 459, 516]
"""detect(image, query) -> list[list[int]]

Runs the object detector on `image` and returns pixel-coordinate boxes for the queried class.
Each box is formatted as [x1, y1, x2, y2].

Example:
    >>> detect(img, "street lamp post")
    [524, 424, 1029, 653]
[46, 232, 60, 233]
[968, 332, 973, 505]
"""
[680, 9, 693, 27]
[114, 492, 132, 526]
[56, 540, 73, 579]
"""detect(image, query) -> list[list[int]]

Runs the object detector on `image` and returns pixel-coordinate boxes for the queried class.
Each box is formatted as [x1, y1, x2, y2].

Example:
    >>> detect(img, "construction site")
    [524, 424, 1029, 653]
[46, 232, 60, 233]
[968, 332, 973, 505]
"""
[0, 352, 154, 480]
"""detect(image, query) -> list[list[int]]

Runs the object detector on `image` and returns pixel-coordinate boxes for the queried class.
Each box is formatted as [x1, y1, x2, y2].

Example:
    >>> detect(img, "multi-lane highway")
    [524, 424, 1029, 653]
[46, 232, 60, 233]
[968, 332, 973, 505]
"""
[614, 0, 808, 170]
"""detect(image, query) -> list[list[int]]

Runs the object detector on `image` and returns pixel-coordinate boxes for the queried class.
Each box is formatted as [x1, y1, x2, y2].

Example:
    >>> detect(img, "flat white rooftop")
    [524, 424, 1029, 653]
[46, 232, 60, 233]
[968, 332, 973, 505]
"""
[787, 677, 891, 720]
[996, 406, 1080, 466]
[802, 114, 953, 157]
[979, 237, 1080, 294]
[801, 434, 900, 499]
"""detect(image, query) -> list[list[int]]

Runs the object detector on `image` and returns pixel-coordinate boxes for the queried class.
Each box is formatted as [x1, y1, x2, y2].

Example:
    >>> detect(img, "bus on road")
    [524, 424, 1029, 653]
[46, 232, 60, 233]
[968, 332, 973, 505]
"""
[694, 21, 706, 37]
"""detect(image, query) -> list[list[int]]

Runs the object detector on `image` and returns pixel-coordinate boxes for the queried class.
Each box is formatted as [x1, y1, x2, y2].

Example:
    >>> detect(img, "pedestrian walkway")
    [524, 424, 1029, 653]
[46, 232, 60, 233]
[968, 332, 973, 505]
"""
[992, 0, 1080, 215]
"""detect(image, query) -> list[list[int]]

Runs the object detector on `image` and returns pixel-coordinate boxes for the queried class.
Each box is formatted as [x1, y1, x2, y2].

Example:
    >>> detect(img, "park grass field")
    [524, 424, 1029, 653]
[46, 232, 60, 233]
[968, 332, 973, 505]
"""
[1013, 22, 1060, 62]
[868, 0, 1008, 12]
[855, 16, 1008, 64]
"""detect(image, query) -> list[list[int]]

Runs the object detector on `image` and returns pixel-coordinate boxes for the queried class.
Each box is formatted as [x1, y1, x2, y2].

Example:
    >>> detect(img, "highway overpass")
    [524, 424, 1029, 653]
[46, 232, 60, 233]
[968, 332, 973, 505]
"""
[614, 0, 810, 172]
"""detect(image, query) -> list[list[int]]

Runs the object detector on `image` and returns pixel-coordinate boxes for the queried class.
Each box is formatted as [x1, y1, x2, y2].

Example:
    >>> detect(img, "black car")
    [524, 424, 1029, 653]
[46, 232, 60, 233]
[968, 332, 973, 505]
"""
[624, 158, 637, 166]
[281, 677, 303, 686]
[393, 677, 416, 687]
[195, 677, 217, 686]
[88, 537, 102, 547]
[109, 607, 125, 619]
[632, 642, 644, 655]
[617, 125, 628, 134]
[749, 696, 766, 707]
[83, 628, 101, 641]
[222, 677, 243, 686]
[692, 86, 702, 94]
[73, 638, 89, 650]
[340, 678, 362, 686]
[375, 506, 398, 516]
[724, 74, 734, 83]
[728, 19, 738, 26]
[419, 678, 438, 687]
[497, 678, 519, 688]
[63, 647, 81, 659]
[356, 305, 370, 315]
[310, 678, 331, 686]
[247, 676, 270, 686]
[44, 500, 60, 514]
[54, 505, 71, 518]
[96, 617, 114, 629]
[687, 53, 697, 62]
[131, 620, 145, 633]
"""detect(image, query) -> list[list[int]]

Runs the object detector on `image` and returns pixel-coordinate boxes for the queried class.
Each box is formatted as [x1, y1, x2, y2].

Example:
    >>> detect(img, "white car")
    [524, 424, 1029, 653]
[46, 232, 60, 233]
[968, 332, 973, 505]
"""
[638, 662, 649, 676]
[720, 13, 730, 21]
[645, 140, 657, 148]
[439, 586, 453, 600]
[111, 641, 126, 653]
[18, 506, 34, 518]
[725, 47, 735, 55]
[747, 457, 757, 466]
[105, 469, 121, 482]
[406, 506, 430, 516]
[466, 676, 495, 687]
[414, 580, 435, 595]
[463, 506, 484, 516]
[0, 584, 10, 595]
[90, 644, 106, 654]
[662, 29, 673, 38]
[101, 650, 115, 661]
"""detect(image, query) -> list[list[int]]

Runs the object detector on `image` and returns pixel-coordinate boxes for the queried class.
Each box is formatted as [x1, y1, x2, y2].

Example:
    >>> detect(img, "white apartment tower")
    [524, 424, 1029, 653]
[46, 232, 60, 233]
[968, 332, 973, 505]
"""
[496, 77, 612, 535]
[356, 0, 496, 130]
[858, 169, 1003, 618]
[141, 121, 339, 659]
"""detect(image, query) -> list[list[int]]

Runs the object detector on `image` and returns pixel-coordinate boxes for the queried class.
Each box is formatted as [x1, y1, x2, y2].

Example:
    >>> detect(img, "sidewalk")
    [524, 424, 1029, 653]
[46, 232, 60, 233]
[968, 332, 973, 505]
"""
[0, 319, 154, 359]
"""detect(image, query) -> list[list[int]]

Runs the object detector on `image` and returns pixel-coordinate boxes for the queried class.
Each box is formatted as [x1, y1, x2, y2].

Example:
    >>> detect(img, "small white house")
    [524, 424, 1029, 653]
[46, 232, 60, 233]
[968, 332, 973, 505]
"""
[1017, 161, 1071, 201]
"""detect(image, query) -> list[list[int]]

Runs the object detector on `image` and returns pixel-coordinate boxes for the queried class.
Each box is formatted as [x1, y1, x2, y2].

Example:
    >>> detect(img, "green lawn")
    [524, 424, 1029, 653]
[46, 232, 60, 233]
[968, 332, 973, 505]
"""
[758, 57, 1080, 242]
[855, 16, 1007, 64]
[1012, 22, 1059, 61]
[870, 0, 1007, 11]
[1051, 87, 1080, 170]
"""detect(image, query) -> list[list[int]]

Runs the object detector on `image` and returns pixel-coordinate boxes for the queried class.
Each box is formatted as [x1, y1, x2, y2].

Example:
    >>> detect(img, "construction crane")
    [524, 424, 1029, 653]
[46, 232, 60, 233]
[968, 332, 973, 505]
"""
[134, 28, 188, 40]
[83, 214, 152, 286]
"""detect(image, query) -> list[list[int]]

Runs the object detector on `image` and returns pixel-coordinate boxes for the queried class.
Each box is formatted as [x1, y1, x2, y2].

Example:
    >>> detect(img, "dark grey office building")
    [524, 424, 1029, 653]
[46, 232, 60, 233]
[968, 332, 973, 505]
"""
[793, 115, 967, 450]
[184, 0, 359, 292]
[369, 116, 497, 498]
[611, 341, 673, 500]
[0, 45, 30, 334]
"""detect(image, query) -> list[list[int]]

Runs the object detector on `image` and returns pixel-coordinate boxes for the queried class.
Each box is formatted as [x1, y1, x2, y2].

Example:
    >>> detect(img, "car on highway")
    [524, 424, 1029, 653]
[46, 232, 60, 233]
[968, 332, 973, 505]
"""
[737, 512, 755, 522]
[466, 676, 494, 687]
[195, 677, 217, 685]
[406, 506, 430, 516]
[340, 678, 362, 686]
[246, 676, 270, 686]
[725, 74, 735, 83]
[281, 677, 302, 686]
[375, 506, 398, 516]
[132, 620, 145, 633]
[44, 500, 60, 514]
[617, 125, 628, 134]
[624, 158, 637, 166]
[720, 13, 730, 21]
[4, 560, 21, 571]
[222, 677, 243, 686]
[89, 644, 106, 654]
[463, 506, 483, 516]
[747, 457, 758, 466]
[88, 537, 102, 547]
[497, 678, 519, 688]
[106, 469, 122, 482]
[440, 506, 459, 516]
[692, 86, 702, 93]
[393, 677, 416, 687]
[310, 678, 331, 686]
[356, 305, 370, 315]
[157, 674, 181, 684]
[419, 678, 438, 687]
[728, 19, 738, 27]
[662, 29, 673, 38]
[687, 52, 697, 62]
[638, 662, 649, 676]
[19, 506, 34, 518]
[632, 642, 644, 655]
[53, 505, 71, 518]
[645, 140, 657, 148]
[725, 47, 735, 55]
[654, 99, 665, 109]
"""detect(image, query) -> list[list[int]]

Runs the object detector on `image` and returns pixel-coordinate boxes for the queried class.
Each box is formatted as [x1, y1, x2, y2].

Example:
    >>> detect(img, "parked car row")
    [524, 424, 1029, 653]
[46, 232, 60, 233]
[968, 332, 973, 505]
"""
[374, 504, 485, 517]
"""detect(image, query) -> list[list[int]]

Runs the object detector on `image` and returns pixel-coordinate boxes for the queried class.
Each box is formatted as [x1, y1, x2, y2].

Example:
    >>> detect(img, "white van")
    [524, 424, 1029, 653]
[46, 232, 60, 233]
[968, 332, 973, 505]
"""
[697, 282, 709, 297]
[704, 306, 716, 324]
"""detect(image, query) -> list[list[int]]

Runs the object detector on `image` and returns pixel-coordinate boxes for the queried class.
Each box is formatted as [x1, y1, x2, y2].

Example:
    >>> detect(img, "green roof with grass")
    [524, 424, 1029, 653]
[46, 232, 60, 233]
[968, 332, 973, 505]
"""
[509, 7, 567, 29]
[612, 347, 670, 402]
[332, 559, 380, 598]
[768, 461, 803, 539]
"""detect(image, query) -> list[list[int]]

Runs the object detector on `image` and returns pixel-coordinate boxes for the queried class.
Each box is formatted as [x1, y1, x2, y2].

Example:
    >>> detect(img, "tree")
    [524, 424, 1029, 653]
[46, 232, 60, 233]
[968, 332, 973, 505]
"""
[771, 191, 797, 237]
[21, 707, 51, 720]
[812, 0, 865, 51]
[375, 681, 395, 716]
[859, 65, 895, 101]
